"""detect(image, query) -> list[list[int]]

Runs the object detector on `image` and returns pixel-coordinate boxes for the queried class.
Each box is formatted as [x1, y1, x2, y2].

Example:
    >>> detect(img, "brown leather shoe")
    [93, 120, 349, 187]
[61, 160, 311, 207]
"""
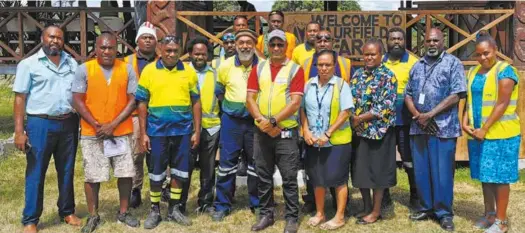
[23, 224, 37, 233]
[64, 214, 82, 226]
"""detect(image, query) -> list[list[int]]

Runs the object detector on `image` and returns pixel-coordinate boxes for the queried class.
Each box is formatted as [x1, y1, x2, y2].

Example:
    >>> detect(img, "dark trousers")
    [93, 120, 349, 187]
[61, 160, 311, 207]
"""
[411, 135, 456, 219]
[254, 128, 300, 221]
[22, 115, 79, 225]
[181, 130, 219, 209]
[214, 114, 258, 212]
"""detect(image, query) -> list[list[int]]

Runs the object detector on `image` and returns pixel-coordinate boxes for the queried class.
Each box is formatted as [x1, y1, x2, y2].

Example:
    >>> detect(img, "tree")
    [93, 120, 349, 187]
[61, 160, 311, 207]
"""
[272, 0, 361, 12]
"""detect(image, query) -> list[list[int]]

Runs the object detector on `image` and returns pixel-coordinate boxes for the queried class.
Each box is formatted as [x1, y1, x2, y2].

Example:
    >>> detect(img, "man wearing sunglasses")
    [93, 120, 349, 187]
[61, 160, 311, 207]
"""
[136, 35, 201, 229]
[124, 21, 159, 209]
[247, 29, 305, 233]
[212, 29, 260, 222]
[302, 30, 353, 83]
[256, 10, 298, 59]
[291, 21, 320, 66]
[212, 33, 236, 69]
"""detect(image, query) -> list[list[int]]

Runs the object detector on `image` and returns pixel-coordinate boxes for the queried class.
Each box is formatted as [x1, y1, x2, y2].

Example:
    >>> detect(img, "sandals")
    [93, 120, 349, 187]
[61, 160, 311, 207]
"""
[320, 219, 345, 230]
[484, 219, 509, 233]
[307, 216, 325, 227]
[475, 212, 496, 229]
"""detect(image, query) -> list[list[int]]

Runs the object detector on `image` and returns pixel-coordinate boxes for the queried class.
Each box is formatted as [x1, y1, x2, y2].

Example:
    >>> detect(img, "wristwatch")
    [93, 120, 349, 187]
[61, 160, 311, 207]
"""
[269, 117, 277, 127]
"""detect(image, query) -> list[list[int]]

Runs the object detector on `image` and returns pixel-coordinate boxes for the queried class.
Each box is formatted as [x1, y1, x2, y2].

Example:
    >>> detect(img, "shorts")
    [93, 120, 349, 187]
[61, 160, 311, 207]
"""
[148, 134, 192, 186]
[80, 135, 135, 183]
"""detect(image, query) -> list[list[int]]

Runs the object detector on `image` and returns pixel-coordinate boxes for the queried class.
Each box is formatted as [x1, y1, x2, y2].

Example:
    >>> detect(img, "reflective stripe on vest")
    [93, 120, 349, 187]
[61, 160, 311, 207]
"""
[466, 61, 521, 139]
[256, 60, 300, 129]
[81, 59, 133, 136]
[303, 56, 350, 83]
[201, 69, 221, 129]
[304, 77, 352, 145]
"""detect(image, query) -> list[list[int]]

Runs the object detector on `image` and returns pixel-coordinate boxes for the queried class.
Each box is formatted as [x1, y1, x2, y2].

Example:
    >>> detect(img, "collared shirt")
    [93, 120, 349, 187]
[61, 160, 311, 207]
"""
[406, 52, 467, 138]
[136, 60, 200, 136]
[307, 51, 353, 80]
[215, 55, 259, 119]
[382, 51, 418, 125]
[302, 75, 354, 147]
[351, 64, 397, 140]
[72, 62, 137, 94]
[13, 49, 78, 116]
[247, 59, 305, 95]
[190, 63, 221, 136]
[291, 43, 315, 65]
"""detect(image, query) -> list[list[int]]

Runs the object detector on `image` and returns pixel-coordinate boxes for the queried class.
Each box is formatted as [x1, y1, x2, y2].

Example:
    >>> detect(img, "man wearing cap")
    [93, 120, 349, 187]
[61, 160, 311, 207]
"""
[291, 21, 320, 66]
[137, 35, 201, 229]
[246, 29, 305, 233]
[302, 29, 352, 83]
[212, 33, 236, 69]
[124, 21, 158, 209]
[211, 29, 260, 221]
[256, 10, 297, 59]
[217, 16, 247, 65]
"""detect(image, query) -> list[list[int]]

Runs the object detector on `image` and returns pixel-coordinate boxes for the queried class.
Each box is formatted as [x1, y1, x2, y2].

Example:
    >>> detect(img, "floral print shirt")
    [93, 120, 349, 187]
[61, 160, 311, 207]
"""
[350, 64, 397, 140]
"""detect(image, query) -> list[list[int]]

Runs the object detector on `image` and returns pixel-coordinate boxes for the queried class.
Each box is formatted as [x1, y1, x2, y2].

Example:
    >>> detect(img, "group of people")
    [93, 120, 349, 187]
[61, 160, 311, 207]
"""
[13, 10, 520, 233]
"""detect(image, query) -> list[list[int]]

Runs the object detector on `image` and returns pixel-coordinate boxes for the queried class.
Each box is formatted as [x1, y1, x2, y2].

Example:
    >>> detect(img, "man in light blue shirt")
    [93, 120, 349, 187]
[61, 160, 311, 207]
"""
[181, 37, 221, 214]
[13, 25, 81, 233]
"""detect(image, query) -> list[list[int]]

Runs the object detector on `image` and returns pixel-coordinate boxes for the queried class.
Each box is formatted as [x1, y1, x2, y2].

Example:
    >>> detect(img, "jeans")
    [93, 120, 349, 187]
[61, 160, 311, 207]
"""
[22, 115, 79, 225]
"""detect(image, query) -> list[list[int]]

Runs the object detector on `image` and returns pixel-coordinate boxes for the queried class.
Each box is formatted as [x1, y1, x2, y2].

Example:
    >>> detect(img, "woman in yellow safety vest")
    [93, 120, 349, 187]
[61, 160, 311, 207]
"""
[300, 50, 353, 231]
[463, 31, 521, 233]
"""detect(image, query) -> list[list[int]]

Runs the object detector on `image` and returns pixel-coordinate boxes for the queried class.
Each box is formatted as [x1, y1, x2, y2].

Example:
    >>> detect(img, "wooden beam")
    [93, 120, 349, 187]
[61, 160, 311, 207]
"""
[425, 14, 432, 36]
[18, 12, 23, 57]
[433, 14, 513, 63]
[23, 43, 43, 59]
[0, 40, 20, 59]
[87, 11, 136, 53]
[21, 12, 44, 30]
[406, 14, 425, 28]
[59, 11, 80, 29]
[63, 44, 81, 60]
[176, 15, 223, 46]
[404, 9, 514, 15]
[0, 12, 17, 29]
[447, 12, 514, 57]
[80, 10, 87, 60]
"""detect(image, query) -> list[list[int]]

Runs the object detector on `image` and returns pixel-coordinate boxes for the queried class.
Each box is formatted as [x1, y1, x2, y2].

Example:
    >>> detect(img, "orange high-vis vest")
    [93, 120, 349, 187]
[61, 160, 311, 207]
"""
[80, 59, 133, 137]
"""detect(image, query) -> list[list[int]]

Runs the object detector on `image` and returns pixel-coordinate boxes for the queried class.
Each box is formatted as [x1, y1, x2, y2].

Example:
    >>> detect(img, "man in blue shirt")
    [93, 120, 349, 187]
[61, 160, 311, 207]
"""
[405, 28, 467, 232]
[13, 25, 81, 233]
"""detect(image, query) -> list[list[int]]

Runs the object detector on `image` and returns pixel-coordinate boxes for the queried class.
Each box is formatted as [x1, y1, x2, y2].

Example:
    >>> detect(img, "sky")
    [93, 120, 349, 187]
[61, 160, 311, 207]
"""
[248, 0, 401, 11]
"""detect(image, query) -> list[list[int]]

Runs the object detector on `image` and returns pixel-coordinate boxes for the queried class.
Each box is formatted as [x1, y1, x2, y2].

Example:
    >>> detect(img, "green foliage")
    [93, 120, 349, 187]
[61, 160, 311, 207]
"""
[272, 0, 361, 12]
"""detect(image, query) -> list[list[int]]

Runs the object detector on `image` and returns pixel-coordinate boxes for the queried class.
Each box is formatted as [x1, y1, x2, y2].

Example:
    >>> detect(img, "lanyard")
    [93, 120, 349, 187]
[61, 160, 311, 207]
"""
[421, 59, 440, 91]
[315, 84, 331, 118]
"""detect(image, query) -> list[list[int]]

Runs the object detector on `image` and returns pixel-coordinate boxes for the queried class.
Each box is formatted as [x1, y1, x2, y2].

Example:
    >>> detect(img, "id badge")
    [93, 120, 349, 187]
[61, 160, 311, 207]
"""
[281, 130, 291, 139]
[418, 93, 426, 105]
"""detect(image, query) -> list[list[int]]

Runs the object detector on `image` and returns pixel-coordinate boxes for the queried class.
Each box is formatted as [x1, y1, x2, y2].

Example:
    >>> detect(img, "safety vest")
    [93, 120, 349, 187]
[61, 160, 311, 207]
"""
[200, 68, 221, 129]
[466, 61, 521, 139]
[303, 55, 351, 83]
[124, 53, 157, 116]
[81, 59, 133, 137]
[256, 60, 300, 129]
[304, 77, 352, 145]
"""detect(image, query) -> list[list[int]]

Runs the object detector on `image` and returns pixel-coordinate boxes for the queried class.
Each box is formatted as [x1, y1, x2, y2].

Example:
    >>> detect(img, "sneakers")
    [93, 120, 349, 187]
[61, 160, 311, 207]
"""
[144, 206, 162, 230]
[81, 215, 102, 233]
[167, 205, 192, 226]
[117, 211, 140, 228]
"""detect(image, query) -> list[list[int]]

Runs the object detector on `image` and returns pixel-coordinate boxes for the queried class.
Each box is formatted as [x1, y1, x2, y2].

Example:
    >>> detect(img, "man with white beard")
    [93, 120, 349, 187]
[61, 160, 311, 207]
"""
[211, 29, 261, 221]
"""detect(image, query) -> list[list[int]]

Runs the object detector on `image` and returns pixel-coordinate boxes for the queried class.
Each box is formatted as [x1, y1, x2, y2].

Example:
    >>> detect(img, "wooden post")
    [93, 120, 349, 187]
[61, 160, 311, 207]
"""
[513, 1, 525, 157]
[147, 1, 177, 39]
[80, 10, 87, 61]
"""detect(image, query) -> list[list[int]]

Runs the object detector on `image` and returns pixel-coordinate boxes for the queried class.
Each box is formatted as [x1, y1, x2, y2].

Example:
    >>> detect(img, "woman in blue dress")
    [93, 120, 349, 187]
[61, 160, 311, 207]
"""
[463, 31, 521, 233]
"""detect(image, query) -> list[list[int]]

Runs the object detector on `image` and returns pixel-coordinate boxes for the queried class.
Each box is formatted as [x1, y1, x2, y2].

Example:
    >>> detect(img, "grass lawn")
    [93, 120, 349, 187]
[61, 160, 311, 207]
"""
[1, 84, 525, 233]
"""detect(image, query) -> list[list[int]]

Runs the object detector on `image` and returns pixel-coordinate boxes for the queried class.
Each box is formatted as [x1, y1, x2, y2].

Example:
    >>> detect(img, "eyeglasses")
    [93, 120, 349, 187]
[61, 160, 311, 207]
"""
[316, 34, 332, 41]
[269, 43, 285, 48]
[160, 35, 181, 44]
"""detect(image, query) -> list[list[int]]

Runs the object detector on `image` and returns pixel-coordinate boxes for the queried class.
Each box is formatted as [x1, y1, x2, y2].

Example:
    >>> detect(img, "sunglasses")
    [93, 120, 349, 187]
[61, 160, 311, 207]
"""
[222, 34, 235, 41]
[316, 34, 332, 41]
[160, 35, 181, 44]
[269, 43, 285, 48]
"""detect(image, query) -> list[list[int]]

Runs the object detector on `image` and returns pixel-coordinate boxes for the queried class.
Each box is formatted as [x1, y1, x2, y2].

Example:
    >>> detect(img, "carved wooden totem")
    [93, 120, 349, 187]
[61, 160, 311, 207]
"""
[514, 1, 525, 69]
[147, 1, 176, 40]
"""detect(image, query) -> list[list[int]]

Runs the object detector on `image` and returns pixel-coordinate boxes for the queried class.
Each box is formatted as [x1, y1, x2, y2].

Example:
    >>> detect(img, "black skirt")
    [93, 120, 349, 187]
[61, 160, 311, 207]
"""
[305, 143, 352, 188]
[351, 129, 397, 189]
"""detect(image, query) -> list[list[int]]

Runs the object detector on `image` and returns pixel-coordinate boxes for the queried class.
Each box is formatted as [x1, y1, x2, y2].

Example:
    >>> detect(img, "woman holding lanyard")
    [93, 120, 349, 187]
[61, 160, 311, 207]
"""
[463, 31, 521, 233]
[300, 50, 353, 231]
[350, 38, 397, 225]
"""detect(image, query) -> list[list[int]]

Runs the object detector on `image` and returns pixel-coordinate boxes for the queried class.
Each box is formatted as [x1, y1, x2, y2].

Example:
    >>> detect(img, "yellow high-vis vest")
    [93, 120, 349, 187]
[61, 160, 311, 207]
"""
[303, 55, 351, 83]
[466, 61, 521, 139]
[256, 60, 300, 129]
[305, 77, 352, 145]
[200, 68, 221, 129]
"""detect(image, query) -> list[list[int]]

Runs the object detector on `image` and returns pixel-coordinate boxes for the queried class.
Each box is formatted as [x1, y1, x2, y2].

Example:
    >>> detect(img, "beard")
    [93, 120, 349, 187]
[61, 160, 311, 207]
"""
[42, 44, 62, 56]
[190, 58, 206, 70]
[236, 48, 254, 61]
[388, 45, 405, 58]
[426, 47, 441, 57]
